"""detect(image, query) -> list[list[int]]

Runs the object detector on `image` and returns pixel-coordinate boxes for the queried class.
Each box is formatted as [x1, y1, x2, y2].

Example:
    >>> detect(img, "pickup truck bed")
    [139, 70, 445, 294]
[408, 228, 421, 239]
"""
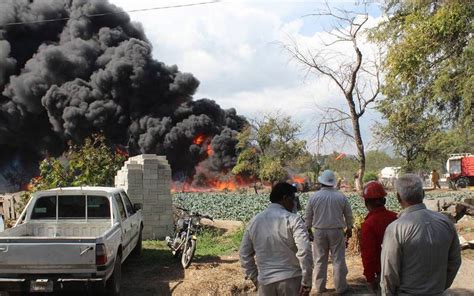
[0, 220, 111, 238]
[0, 187, 143, 295]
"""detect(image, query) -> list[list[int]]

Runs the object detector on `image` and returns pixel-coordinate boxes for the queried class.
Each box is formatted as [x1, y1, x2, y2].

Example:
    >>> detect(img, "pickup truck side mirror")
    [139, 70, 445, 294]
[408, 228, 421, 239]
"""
[133, 203, 143, 211]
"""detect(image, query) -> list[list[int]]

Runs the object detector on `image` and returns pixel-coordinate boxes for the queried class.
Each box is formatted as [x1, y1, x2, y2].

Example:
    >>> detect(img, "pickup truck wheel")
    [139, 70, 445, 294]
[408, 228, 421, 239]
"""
[131, 229, 142, 257]
[181, 239, 196, 269]
[106, 254, 122, 296]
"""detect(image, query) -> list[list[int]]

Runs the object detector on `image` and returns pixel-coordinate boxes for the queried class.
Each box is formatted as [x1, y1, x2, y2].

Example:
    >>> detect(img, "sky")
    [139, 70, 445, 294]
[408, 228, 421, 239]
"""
[109, 0, 386, 154]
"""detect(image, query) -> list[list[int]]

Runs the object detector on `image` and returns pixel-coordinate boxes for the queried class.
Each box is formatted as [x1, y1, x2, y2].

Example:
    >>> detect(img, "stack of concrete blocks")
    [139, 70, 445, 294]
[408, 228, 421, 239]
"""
[115, 154, 173, 239]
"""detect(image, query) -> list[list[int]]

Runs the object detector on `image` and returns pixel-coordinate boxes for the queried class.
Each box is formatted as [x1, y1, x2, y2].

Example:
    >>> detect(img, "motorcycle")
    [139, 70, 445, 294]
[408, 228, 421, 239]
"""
[165, 206, 214, 268]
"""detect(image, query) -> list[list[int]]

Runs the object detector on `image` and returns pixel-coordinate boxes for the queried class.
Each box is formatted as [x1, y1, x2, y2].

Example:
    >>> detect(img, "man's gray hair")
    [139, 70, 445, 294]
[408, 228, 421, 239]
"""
[395, 174, 424, 203]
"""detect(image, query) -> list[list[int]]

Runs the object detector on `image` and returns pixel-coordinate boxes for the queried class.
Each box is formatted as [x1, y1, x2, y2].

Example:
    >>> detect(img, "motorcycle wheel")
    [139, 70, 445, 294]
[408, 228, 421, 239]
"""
[181, 238, 196, 269]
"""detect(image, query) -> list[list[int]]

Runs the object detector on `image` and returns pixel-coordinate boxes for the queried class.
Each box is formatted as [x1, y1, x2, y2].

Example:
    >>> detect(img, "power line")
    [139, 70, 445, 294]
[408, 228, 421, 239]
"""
[0, 1, 221, 27]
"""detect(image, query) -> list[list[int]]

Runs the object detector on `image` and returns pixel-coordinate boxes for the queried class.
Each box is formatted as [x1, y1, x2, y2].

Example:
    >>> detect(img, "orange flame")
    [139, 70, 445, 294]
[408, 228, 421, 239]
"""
[208, 179, 237, 191]
[171, 175, 255, 193]
[115, 147, 129, 158]
[292, 176, 306, 183]
[23, 176, 42, 192]
[207, 145, 213, 156]
[193, 134, 206, 145]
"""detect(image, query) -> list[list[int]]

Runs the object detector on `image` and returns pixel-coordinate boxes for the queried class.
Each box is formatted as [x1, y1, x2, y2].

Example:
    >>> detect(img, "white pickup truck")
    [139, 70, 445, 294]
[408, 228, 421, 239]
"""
[0, 187, 143, 295]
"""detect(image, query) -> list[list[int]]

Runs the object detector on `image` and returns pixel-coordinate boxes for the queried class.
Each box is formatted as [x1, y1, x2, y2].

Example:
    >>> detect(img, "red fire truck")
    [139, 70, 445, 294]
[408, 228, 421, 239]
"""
[446, 153, 474, 189]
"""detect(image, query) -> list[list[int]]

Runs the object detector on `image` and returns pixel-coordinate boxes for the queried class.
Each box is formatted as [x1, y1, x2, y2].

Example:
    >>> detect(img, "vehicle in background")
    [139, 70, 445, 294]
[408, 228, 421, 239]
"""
[446, 153, 474, 189]
[379, 167, 401, 189]
[0, 187, 143, 295]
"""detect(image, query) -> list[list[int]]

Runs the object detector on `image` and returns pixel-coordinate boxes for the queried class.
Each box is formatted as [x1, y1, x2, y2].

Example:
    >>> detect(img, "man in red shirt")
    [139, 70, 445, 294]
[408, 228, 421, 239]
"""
[360, 181, 397, 293]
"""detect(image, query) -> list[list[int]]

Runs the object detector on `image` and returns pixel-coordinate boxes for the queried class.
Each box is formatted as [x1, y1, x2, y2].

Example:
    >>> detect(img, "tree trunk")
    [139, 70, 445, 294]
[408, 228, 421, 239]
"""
[348, 98, 365, 193]
[354, 124, 365, 192]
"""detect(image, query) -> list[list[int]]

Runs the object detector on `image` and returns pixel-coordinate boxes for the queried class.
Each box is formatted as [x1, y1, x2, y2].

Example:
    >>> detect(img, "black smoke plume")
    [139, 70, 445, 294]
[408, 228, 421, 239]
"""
[0, 0, 246, 191]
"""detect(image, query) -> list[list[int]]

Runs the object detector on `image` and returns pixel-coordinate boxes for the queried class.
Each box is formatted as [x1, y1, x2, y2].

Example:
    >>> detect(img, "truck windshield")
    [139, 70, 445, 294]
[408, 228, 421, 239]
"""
[449, 159, 461, 174]
[31, 195, 110, 220]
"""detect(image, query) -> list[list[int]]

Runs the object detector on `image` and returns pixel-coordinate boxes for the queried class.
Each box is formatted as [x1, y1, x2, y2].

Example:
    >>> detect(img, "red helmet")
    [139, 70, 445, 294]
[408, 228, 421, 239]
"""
[362, 181, 387, 199]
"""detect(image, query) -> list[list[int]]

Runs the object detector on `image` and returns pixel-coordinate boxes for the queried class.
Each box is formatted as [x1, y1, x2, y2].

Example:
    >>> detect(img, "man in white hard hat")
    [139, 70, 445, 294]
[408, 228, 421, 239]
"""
[305, 170, 353, 294]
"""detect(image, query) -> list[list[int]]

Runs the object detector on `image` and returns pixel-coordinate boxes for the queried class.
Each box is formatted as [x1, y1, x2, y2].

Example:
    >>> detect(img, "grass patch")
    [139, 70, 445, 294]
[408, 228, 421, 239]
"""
[141, 240, 176, 265]
[195, 225, 244, 258]
[140, 226, 245, 263]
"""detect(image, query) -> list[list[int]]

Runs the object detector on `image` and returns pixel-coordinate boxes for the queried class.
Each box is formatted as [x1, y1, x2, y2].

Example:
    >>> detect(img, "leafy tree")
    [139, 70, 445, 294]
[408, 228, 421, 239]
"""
[365, 150, 403, 173]
[374, 103, 441, 172]
[371, 0, 473, 169]
[363, 171, 379, 183]
[18, 134, 126, 212]
[322, 152, 359, 186]
[232, 114, 307, 187]
[290, 152, 324, 184]
[415, 127, 474, 172]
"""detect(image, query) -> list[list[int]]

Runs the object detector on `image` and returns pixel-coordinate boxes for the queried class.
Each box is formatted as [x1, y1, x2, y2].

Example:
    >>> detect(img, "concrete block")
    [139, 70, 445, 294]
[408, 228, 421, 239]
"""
[157, 185, 169, 192]
[115, 154, 172, 239]
[143, 182, 158, 189]
[145, 159, 161, 164]
[139, 154, 159, 159]
[159, 215, 172, 222]
[152, 226, 168, 237]
[158, 199, 171, 206]
[145, 174, 158, 179]
[144, 199, 159, 206]
[143, 169, 158, 175]
[143, 215, 159, 222]
[126, 164, 142, 170]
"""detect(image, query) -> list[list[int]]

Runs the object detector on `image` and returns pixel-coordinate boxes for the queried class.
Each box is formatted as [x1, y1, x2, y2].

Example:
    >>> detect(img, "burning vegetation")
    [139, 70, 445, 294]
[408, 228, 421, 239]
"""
[0, 0, 246, 191]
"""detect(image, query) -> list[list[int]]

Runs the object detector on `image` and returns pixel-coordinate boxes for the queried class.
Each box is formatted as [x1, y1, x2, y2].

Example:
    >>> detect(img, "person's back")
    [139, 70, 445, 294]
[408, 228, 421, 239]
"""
[432, 170, 440, 181]
[359, 181, 397, 292]
[362, 209, 397, 250]
[240, 182, 313, 296]
[305, 170, 353, 294]
[381, 174, 461, 296]
[306, 187, 351, 229]
[383, 206, 459, 294]
[246, 205, 307, 283]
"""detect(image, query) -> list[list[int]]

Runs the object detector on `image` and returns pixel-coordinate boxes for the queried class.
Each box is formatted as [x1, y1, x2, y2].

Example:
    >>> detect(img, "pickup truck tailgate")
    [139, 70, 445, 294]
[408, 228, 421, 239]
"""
[0, 239, 97, 274]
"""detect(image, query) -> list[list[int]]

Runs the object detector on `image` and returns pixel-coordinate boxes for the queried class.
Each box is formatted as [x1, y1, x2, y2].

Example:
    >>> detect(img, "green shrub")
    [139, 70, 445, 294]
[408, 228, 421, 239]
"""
[18, 134, 126, 213]
[362, 171, 379, 183]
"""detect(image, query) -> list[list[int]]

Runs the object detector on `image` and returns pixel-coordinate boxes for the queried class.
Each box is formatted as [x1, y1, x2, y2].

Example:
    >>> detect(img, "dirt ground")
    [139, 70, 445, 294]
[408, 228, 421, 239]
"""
[120, 219, 474, 295]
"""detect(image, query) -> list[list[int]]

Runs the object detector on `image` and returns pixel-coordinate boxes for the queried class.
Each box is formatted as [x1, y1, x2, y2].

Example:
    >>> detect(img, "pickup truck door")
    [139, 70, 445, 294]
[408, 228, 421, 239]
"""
[113, 193, 132, 259]
[120, 192, 140, 255]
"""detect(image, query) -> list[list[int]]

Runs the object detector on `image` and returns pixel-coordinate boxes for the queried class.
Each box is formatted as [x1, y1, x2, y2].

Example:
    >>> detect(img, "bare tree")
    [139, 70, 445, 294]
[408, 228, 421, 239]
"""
[284, 2, 381, 191]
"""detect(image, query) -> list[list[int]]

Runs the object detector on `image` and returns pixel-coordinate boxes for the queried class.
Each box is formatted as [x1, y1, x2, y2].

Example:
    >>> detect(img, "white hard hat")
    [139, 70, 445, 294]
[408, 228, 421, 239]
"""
[318, 170, 337, 187]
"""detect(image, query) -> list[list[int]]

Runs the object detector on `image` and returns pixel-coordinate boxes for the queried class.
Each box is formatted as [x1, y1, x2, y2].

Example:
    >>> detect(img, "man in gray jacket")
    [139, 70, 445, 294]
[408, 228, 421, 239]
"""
[380, 174, 462, 295]
[240, 182, 313, 296]
[305, 170, 353, 294]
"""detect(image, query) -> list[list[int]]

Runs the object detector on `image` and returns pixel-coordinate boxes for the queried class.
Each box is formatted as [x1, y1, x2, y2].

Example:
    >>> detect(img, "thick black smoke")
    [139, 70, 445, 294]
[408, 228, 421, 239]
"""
[0, 0, 246, 190]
